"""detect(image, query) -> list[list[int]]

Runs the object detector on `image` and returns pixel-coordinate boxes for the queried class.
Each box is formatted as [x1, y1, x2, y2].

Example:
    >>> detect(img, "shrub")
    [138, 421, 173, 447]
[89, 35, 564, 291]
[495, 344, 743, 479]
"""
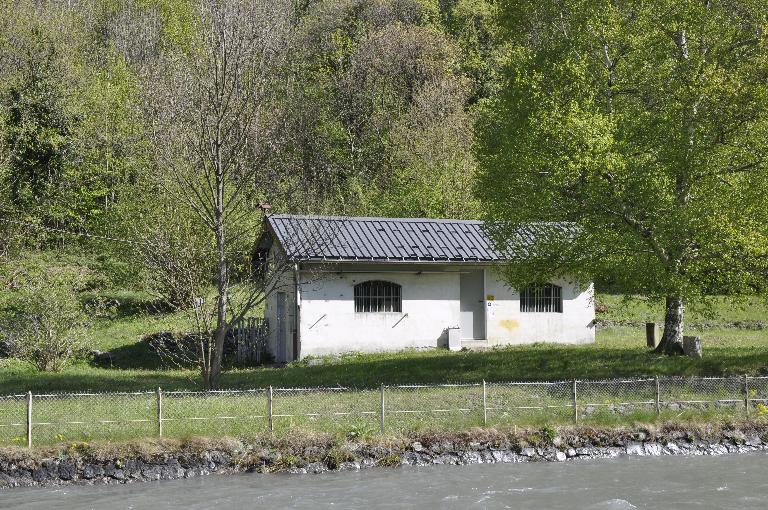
[0, 262, 90, 371]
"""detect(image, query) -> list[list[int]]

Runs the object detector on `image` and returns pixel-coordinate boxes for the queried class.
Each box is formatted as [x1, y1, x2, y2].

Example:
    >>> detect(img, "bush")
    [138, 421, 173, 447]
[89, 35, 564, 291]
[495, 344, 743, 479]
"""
[0, 262, 90, 371]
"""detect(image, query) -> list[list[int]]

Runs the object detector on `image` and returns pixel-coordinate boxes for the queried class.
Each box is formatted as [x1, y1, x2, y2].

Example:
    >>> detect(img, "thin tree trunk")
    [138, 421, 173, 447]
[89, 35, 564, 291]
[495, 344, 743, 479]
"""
[210, 205, 228, 388]
[210, 120, 228, 389]
[655, 296, 685, 355]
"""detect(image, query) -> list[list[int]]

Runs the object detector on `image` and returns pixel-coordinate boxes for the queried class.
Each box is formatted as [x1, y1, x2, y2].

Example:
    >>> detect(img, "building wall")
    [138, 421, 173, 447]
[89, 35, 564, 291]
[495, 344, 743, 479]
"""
[297, 268, 460, 357]
[290, 263, 594, 359]
[484, 273, 595, 345]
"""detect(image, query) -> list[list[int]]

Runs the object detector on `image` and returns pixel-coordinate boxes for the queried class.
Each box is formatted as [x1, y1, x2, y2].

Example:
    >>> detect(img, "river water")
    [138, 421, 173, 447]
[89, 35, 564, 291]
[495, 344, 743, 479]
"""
[4, 453, 768, 509]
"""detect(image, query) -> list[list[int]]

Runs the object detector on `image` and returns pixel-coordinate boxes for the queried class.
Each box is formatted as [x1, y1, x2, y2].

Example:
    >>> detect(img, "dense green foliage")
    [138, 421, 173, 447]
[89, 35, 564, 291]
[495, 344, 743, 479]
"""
[0, 0, 765, 382]
[478, 0, 768, 351]
[0, 0, 499, 253]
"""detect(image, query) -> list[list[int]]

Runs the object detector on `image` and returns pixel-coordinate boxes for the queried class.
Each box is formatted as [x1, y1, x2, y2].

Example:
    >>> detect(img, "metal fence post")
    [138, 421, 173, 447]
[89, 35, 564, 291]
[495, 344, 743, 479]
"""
[655, 375, 661, 416]
[156, 387, 163, 437]
[26, 391, 32, 449]
[482, 380, 488, 426]
[379, 384, 385, 434]
[744, 374, 750, 420]
[268, 386, 274, 432]
[572, 379, 578, 424]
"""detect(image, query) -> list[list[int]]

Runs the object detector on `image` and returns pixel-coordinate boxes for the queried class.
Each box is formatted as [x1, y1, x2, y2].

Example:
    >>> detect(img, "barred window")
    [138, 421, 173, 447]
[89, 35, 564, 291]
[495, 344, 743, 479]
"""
[520, 284, 562, 313]
[354, 280, 402, 313]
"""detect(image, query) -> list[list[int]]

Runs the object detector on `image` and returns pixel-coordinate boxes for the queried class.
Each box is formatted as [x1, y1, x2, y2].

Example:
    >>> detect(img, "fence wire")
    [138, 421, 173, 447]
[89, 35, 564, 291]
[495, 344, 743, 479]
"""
[163, 389, 268, 438]
[385, 384, 482, 432]
[487, 381, 573, 424]
[31, 392, 155, 444]
[3, 376, 768, 447]
[0, 394, 26, 447]
[272, 387, 379, 433]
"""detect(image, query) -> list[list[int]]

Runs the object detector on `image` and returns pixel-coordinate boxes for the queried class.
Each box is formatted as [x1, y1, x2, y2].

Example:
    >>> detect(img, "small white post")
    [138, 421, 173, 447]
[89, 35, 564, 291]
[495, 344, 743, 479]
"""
[482, 380, 488, 426]
[379, 384, 385, 434]
[26, 391, 32, 449]
[268, 386, 274, 432]
[156, 387, 163, 437]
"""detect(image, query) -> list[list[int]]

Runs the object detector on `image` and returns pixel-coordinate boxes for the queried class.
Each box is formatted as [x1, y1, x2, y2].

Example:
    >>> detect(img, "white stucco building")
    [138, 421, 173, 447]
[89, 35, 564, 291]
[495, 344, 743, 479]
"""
[257, 214, 595, 362]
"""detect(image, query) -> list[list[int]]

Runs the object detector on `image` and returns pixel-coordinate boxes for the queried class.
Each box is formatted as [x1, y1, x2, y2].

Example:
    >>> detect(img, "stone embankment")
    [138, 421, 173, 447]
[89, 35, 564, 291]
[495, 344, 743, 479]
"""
[2, 425, 767, 488]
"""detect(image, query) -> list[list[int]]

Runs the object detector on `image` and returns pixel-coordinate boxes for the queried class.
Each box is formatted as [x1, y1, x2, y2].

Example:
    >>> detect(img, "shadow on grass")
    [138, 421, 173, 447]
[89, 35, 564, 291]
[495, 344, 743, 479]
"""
[5, 342, 768, 394]
[93, 340, 167, 370]
[217, 344, 768, 390]
[81, 291, 174, 320]
[91, 337, 248, 372]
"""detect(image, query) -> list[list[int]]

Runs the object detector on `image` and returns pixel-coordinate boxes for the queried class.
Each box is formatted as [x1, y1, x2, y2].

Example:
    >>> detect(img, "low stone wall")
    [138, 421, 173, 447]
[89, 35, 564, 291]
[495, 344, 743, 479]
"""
[2, 425, 767, 489]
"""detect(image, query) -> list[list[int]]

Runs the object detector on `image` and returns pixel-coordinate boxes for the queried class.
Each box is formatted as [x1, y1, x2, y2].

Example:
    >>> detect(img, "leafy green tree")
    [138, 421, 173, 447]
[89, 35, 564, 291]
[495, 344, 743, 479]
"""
[263, 0, 490, 216]
[438, 0, 501, 103]
[3, 32, 74, 222]
[478, 0, 768, 354]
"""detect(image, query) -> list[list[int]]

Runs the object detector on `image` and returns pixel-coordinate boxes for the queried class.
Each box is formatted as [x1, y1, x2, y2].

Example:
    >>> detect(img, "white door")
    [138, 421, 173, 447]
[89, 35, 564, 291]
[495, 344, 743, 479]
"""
[276, 292, 287, 362]
[460, 270, 485, 340]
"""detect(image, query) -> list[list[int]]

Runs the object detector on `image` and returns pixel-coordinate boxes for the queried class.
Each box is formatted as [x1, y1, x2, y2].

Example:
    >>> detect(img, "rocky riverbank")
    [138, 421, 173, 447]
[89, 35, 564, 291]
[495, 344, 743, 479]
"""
[2, 424, 767, 489]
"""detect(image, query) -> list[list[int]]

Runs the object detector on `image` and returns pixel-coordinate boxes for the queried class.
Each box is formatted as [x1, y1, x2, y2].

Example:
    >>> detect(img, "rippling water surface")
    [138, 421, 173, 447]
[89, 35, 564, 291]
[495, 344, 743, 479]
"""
[4, 452, 768, 509]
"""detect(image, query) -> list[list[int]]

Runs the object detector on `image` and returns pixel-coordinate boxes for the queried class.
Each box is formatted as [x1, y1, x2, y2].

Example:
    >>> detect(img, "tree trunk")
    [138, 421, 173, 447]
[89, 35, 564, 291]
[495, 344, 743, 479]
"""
[654, 296, 685, 355]
[209, 215, 228, 389]
[209, 122, 227, 389]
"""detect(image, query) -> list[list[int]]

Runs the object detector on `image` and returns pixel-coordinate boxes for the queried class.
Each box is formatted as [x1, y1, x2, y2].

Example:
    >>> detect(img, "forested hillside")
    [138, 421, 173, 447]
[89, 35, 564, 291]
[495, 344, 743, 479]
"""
[1, 0, 765, 388]
[0, 0, 497, 250]
[0, 0, 501, 382]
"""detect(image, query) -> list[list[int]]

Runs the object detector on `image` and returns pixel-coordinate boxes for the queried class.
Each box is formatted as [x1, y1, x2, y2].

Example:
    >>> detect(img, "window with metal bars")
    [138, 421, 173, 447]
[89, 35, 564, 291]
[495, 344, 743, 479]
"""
[520, 283, 562, 313]
[354, 280, 402, 313]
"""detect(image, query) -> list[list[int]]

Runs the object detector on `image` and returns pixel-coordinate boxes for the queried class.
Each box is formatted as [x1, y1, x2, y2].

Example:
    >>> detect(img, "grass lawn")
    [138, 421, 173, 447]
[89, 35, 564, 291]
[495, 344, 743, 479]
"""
[0, 293, 766, 394]
[597, 294, 768, 325]
[1, 292, 767, 446]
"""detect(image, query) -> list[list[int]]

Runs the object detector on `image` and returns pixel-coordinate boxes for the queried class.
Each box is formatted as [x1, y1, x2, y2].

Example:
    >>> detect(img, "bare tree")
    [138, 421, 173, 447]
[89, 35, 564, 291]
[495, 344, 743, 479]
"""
[147, 0, 294, 388]
[140, 213, 340, 385]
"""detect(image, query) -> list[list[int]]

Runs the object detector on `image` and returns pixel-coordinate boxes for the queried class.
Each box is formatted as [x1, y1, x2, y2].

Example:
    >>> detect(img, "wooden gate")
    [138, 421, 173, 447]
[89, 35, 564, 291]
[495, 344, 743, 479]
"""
[232, 317, 269, 364]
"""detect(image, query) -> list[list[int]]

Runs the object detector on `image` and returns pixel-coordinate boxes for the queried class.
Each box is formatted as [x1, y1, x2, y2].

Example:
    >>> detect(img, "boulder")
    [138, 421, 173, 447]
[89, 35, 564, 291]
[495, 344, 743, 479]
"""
[89, 350, 114, 365]
[683, 336, 703, 358]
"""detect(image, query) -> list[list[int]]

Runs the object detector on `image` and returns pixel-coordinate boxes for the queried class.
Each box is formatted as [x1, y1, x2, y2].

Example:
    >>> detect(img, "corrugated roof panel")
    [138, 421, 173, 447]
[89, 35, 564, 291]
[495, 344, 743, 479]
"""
[359, 220, 388, 260]
[409, 222, 437, 260]
[347, 220, 371, 259]
[371, 219, 399, 259]
[265, 214, 547, 263]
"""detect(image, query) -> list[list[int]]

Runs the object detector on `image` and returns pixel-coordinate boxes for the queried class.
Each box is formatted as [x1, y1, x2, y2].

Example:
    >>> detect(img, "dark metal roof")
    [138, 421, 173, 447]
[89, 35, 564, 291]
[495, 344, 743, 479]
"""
[265, 214, 512, 263]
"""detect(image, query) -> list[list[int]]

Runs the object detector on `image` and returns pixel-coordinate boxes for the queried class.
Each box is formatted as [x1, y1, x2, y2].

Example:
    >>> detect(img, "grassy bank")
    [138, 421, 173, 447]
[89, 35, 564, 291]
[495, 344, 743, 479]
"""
[0, 291, 766, 446]
[4, 422, 768, 490]
[2, 330, 768, 393]
[2, 376, 767, 446]
[0, 294, 767, 394]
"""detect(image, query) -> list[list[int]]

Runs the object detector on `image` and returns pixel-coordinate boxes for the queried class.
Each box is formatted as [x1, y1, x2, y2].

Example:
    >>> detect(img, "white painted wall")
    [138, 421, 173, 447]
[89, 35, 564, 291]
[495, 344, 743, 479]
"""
[298, 269, 460, 357]
[264, 258, 595, 360]
[484, 272, 595, 345]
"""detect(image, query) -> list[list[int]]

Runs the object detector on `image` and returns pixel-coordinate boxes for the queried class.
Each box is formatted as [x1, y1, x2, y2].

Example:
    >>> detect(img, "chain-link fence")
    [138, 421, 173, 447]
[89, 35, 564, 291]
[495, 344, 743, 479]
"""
[2, 376, 768, 447]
